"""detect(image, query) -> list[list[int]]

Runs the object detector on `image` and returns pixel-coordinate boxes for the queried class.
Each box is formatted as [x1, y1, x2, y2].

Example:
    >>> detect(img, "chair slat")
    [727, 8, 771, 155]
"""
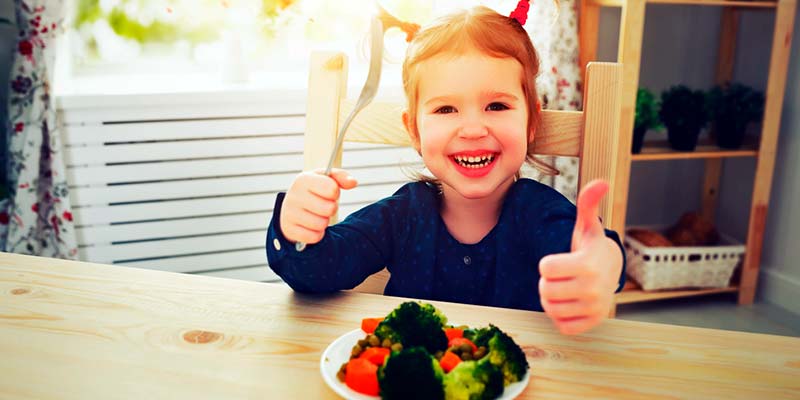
[337, 101, 585, 157]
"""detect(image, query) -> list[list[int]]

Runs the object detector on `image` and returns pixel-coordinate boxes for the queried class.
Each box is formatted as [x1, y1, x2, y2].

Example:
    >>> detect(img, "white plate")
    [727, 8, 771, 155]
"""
[320, 329, 531, 399]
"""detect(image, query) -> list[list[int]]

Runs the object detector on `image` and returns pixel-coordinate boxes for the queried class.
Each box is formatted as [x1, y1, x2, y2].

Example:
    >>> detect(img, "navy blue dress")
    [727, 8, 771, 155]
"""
[266, 178, 625, 312]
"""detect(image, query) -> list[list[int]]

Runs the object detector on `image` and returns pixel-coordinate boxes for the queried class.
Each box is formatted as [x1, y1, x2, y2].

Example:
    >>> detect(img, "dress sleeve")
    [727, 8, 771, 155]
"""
[266, 191, 406, 293]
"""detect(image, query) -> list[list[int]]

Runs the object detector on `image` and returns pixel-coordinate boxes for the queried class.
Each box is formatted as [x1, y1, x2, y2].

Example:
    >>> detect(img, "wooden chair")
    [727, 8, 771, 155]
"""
[304, 51, 622, 295]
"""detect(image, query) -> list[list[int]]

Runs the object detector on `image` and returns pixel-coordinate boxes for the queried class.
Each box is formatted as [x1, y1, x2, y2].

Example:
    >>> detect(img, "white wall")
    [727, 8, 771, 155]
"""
[596, 5, 800, 313]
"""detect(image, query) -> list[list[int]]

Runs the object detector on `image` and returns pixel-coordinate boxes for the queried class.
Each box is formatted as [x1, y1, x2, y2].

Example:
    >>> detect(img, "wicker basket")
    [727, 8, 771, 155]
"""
[624, 226, 745, 291]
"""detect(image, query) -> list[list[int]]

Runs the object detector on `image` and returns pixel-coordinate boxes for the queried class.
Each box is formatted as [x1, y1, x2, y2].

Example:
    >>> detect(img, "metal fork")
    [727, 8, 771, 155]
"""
[296, 17, 384, 252]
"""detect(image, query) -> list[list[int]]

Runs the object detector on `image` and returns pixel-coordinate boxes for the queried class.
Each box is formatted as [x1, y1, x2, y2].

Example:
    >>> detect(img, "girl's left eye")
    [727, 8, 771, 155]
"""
[434, 105, 457, 114]
[486, 102, 509, 111]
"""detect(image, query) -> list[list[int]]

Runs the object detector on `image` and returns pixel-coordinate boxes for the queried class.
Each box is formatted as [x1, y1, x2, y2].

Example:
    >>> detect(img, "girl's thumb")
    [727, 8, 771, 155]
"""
[572, 179, 608, 250]
[329, 169, 358, 190]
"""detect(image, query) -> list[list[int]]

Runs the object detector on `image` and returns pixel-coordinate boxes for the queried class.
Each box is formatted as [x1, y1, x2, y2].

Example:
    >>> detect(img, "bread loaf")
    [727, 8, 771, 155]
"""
[666, 212, 720, 246]
[627, 228, 673, 247]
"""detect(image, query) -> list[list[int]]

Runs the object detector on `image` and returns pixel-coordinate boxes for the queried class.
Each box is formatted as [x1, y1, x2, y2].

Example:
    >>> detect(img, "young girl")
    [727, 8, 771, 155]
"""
[267, 2, 625, 335]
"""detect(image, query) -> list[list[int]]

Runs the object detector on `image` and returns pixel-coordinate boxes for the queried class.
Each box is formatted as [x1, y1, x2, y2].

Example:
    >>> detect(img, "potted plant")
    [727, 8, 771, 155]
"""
[632, 88, 662, 154]
[659, 85, 708, 151]
[706, 83, 764, 149]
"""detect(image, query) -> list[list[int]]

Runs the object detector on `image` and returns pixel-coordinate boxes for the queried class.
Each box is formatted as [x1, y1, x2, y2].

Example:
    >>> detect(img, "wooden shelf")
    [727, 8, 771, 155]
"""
[580, 0, 796, 311]
[631, 140, 758, 161]
[589, 0, 777, 8]
[616, 281, 740, 304]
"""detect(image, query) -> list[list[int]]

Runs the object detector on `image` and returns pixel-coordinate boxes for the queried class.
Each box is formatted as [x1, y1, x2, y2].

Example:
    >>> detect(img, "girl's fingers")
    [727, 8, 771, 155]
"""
[283, 223, 325, 244]
[329, 169, 358, 190]
[300, 192, 339, 219]
[552, 315, 603, 336]
[541, 298, 599, 320]
[538, 277, 583, 302]
[292, 209, 330, 232]
[539, 252, 586, 280]
[279, 169, 354, 244]
[305, 173, 341, 200]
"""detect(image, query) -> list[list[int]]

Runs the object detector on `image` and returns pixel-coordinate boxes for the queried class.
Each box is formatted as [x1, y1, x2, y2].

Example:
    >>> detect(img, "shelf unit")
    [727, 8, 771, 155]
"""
[616, 281, 740, 304]
[579, 0, 797, 307]
[631, 139, 759, 160]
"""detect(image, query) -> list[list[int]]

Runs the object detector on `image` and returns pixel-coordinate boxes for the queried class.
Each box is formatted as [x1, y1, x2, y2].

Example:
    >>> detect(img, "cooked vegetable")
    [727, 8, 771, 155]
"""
[360, 347, 391, 366]
[465, 325, 529, 385]
[374, 301, 449, 354]
[351, 343, 364, 358]
[362, 317, 384, 334]
[448, 337, 477, 353]
[439, 351, 461, 373]
[378, 347, 444, 400]
[345, 358, 380, 396]
[445, 327, 464, 341]
[443, 359, 504, 400]
[368, 334, 380, 347]
[341, 304, 530, 399]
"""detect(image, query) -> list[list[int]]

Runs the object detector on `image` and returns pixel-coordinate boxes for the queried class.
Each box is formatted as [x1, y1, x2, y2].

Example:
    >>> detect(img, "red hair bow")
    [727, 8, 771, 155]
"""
[509, 0, 531, 26]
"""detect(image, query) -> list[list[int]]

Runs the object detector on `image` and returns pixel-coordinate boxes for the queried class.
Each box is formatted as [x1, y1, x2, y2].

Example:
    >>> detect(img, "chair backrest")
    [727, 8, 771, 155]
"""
[305, 51, 622, 294]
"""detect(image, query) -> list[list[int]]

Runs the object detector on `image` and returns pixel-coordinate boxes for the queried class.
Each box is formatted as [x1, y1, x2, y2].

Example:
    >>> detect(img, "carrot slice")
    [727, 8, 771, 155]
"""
[448, 337, 478, 353]
[444, 328, 463, 341]
[359, 347, 391, 366]
[345, 358, 380, 396]
[439, 351, 461, 373]
[361, 317, 384, 334]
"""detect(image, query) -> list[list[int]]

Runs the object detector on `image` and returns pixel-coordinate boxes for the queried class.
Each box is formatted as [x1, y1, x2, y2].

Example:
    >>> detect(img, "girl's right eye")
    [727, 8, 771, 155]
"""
[434, 106, 457, 114]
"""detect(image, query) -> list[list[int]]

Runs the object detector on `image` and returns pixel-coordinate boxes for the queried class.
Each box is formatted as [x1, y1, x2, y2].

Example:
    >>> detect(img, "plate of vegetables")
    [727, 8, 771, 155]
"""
[320, 301, 530, 399]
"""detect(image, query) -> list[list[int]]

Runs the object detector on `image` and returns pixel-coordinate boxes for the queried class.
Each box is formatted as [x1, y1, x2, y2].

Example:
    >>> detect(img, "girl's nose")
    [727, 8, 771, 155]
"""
[458, 115, 489, 139]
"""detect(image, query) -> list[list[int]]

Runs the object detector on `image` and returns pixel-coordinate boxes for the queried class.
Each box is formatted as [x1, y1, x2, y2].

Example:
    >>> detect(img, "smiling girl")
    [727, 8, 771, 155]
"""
[267, 2, 625, 335]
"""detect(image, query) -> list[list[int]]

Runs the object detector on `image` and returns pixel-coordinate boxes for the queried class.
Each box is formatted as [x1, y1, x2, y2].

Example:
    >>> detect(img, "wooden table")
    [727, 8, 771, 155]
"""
[1, 252, 799, 399]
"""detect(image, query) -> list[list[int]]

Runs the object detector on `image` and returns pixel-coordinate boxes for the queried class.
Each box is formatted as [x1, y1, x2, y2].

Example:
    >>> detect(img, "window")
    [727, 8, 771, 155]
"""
[63, 1, 519, 91]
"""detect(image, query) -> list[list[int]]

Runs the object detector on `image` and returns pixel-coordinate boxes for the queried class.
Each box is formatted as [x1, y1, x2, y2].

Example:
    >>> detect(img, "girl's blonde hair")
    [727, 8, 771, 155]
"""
[401, 5, 556, 175]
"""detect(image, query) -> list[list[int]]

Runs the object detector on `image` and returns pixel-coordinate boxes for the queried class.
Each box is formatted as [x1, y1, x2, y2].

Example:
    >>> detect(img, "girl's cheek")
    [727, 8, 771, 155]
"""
[417, 119, 450, 144]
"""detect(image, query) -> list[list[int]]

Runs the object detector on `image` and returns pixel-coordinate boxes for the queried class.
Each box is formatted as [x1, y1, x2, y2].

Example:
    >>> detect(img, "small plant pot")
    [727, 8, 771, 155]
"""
[712, 119, 747, 149]
[632, 126, 648, 154]
[666, 123, 702, 152]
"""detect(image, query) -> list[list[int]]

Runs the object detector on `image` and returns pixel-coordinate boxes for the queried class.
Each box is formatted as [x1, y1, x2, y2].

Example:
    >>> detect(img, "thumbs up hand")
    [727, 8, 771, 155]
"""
[538, 180, 624, 335]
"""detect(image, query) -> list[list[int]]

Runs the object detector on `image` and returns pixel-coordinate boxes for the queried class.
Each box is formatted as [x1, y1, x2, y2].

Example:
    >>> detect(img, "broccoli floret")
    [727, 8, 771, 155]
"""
[465, 325, 529, 385]
[443, 359, 504, 400]
[378, 347, 444, 400]
[374, 301, 448, 354]
[463, 326, 493, 347]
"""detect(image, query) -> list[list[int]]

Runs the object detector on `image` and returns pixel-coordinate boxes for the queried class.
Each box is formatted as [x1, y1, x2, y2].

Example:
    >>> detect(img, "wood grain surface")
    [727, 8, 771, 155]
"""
[1, 252, 799, 399]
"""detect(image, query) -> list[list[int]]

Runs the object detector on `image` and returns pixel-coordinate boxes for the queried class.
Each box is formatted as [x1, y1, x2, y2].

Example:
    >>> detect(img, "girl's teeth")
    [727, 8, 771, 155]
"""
[454, 154, 495, 168]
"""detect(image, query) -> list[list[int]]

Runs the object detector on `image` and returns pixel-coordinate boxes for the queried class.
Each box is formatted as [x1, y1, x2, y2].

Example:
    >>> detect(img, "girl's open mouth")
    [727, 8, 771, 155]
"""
[450, 152, 498, 177]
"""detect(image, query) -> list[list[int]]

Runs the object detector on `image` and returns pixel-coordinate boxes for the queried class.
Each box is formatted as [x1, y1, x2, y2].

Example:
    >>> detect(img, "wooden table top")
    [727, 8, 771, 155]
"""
[1, 252, 799, 399]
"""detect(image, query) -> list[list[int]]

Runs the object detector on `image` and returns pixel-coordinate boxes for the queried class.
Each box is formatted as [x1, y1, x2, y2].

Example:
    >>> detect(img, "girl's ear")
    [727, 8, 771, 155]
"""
[402, 111, 421, 152]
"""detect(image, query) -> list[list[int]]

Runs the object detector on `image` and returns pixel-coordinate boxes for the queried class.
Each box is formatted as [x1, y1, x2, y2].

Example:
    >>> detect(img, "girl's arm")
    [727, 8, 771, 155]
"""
[266, 188, 410, 293]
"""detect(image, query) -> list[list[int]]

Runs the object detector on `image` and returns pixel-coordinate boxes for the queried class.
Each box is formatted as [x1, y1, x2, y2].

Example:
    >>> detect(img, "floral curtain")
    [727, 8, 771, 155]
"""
[523, 0, 582, 202]
[0, 0, 77, 258]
